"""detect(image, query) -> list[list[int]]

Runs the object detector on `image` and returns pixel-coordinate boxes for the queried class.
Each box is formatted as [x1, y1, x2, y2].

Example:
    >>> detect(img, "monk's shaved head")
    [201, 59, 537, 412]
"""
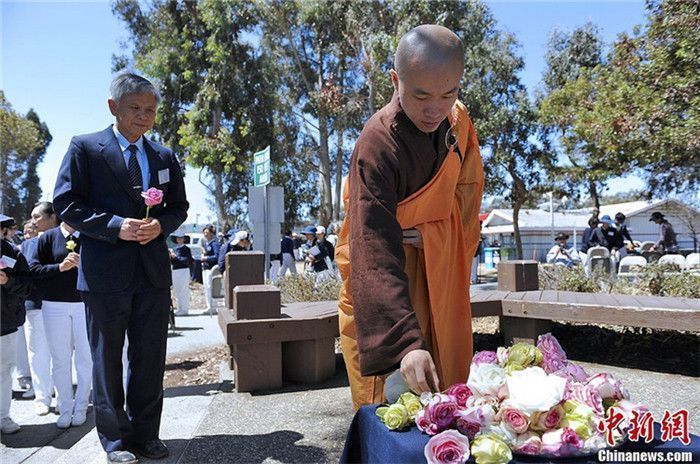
[395, 25, 464, 79]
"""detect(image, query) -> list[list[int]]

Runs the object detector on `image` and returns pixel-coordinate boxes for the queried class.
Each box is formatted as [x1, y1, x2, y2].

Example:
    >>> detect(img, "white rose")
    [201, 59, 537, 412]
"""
[506, 366, 567, 415]
[467, 363, 507, 397]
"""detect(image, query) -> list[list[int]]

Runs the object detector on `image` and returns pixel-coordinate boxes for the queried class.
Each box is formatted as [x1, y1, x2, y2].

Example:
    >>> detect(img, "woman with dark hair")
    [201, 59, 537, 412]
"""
[30, 221, 92, 428]
[20, 202, 61, 416]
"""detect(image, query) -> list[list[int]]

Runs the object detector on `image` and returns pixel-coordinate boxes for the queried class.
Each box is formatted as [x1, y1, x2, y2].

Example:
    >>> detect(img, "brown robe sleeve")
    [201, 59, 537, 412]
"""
[348, 125, 427, 377]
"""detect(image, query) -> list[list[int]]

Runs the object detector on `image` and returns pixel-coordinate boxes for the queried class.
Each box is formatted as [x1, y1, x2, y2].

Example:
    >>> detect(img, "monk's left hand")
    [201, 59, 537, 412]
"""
[137, 218, 162, 245]
[403, 228, 423, 249]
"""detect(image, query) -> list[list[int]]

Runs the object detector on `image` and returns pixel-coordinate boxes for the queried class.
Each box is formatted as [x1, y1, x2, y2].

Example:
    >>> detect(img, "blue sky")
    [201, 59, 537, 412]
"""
[1, 0, 648, 222]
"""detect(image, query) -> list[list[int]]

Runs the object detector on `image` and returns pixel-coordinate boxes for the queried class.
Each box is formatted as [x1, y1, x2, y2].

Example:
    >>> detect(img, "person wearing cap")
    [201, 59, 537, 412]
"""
[0, 214, 31, 434]
[650, 212, 679, 253]
[278, 230, 297, 278]
[546, 233, 579, 268]
[300, 225, 318, 269]
[169, 232, 192, 316]
[200, 225, 219, 315]
[52, 71, 188, 463]
[315, 225, 335, 273]
[217, 230, 251, 275]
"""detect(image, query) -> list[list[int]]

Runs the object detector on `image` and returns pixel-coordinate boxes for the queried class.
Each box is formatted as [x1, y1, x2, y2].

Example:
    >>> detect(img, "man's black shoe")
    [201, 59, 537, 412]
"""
[132, 439, 169, 459]
[106, 450, 138, 464]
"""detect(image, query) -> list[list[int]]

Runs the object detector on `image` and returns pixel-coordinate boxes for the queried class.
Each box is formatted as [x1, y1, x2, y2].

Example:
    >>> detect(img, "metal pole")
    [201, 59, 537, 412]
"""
[550, 192, 554, 242]
[263, 184, 270, 281]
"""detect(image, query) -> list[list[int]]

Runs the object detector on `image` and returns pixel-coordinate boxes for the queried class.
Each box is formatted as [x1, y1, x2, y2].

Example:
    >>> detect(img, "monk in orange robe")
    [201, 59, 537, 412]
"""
[336, 24, 484, 409]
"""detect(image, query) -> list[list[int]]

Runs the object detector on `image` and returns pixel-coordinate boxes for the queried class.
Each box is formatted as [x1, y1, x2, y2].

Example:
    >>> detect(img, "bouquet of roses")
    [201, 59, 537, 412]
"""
[376, 334, 647, 464]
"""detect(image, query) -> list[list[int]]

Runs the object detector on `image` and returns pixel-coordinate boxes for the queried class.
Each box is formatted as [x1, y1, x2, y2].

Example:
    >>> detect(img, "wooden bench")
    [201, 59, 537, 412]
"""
[217, 251, 340, 392]
[493, 261, 700, 344]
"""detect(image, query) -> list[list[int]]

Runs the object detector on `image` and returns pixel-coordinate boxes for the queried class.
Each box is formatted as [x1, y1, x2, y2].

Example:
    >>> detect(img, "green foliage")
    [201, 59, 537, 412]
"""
[278, 273, 341, 303]
[0, 92, 44, 218]
[589, 0, 700, 197]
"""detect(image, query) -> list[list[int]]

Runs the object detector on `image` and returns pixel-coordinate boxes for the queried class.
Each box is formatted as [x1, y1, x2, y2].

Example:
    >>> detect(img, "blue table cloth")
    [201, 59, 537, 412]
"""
[341, 406, 699, 464]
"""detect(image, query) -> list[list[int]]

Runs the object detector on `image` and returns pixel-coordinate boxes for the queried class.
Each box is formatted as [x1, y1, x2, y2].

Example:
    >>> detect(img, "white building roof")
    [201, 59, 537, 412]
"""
[482, 199, 698, 235]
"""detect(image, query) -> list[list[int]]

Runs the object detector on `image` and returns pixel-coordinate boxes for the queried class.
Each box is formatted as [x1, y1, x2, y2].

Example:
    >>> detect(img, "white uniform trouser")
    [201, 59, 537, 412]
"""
[270, 259, 280, 282]
[171, 268, 190, 314]
[279, 253, 297, 278]
[42, 301, 92, 416]
[24, 309, 53, 406]
[15, 325, 30, 379]
[1, 332, 17, 418]
[202, 269, 215, 312]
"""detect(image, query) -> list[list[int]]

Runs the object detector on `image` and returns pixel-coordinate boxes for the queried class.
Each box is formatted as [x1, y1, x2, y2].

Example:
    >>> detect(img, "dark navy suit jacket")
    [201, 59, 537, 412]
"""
[53, 126, 189, 293]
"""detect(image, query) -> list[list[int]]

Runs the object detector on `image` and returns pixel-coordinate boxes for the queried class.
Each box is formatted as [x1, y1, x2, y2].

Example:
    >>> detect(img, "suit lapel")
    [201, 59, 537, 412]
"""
[98, 127, 144, 206]
[143, 137, 162, 189]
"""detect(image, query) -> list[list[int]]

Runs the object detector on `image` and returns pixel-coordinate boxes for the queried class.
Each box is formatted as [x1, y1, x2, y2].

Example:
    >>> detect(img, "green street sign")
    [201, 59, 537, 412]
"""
[253, 146, 271, 187]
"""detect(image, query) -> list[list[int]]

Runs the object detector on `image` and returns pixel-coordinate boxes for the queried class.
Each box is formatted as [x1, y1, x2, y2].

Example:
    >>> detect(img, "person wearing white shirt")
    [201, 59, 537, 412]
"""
[546, 233, 580, 268]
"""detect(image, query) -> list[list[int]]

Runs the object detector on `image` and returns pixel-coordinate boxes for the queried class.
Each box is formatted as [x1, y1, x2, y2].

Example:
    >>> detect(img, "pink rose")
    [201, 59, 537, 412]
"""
[541, 427, 583, 456]
[531, 404, 564, 430]
[424, 430, 471, 464]
[455, 405, 494, 439]
[141, 187, 164, 207]
[416, 394, 458, 436]
[514, 431, 543, 455]
[565, 383, 605, 417]
[446, 383, 474, 409]
[472, 350, 498, 365]
[537, 333, 568, 374]
[554, 362, 588, 383]
[498, 408, 530, 434]
[586, 373, 628, 401]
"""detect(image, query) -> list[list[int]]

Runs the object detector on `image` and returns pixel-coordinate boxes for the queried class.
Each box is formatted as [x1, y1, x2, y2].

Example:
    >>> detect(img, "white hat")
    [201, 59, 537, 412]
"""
[232, 230, 249, 246]
[316, 225, 326, 235]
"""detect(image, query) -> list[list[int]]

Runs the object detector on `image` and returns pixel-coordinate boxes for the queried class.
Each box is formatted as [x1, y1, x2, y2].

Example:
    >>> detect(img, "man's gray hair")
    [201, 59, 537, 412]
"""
[110, 70, 161, 104]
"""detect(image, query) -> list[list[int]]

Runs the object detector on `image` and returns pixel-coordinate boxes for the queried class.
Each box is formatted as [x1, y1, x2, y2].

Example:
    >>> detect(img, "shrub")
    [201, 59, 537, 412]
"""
[539, 262, 700, 298]
[277, 273, 341, 303]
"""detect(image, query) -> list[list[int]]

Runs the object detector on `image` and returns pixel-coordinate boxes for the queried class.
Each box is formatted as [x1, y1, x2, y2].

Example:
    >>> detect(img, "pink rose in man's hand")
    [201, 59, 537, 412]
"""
[141, 187, 164, 207]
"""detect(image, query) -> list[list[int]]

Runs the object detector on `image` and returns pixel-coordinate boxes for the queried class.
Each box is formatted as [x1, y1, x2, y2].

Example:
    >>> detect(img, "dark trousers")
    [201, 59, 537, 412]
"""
[82, 260, 170, 453]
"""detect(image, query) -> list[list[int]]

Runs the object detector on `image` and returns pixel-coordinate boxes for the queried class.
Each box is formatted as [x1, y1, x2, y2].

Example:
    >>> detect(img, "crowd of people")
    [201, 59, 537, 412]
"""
[1, 203, 93, 434]
[167, 223, 341, 317]
[546, 210, 679, 270]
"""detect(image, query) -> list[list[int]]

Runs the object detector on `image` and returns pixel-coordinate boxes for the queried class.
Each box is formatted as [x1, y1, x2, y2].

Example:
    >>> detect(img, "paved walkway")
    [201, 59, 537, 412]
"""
[2, 297, 698, 463]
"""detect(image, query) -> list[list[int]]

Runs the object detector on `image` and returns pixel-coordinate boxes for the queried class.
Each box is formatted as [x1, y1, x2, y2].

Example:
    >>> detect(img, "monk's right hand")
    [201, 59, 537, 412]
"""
[400, 349, 440, 394]
[119, 218, 146, 241]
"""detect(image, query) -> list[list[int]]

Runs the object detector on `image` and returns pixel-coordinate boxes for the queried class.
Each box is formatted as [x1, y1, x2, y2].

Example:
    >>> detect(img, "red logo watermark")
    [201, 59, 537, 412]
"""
[598, 408, 690, 447]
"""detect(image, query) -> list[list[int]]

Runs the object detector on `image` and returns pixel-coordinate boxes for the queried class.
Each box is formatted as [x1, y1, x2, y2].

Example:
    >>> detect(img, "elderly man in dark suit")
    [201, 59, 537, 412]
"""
[53, 71, 188, 464]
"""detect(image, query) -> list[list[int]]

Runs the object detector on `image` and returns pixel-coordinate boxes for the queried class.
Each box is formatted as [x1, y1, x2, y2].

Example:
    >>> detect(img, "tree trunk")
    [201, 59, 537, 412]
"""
[316, 47, 333, 226]
[512, 200, 525, 260]
[589, 180, 600, 218]
[0, 154, 6, 213]
[334, 126, 344, 222]
[334, 65, 345, 222]
[212, 171, 228, 228]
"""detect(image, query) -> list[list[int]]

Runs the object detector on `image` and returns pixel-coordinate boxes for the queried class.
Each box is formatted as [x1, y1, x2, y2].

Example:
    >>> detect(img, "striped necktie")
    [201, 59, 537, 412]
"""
[127, 144, 143, 191]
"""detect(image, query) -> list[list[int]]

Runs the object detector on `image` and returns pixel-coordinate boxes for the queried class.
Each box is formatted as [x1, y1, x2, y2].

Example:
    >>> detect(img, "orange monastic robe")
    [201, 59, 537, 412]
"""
[336, 100, 484, 409]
